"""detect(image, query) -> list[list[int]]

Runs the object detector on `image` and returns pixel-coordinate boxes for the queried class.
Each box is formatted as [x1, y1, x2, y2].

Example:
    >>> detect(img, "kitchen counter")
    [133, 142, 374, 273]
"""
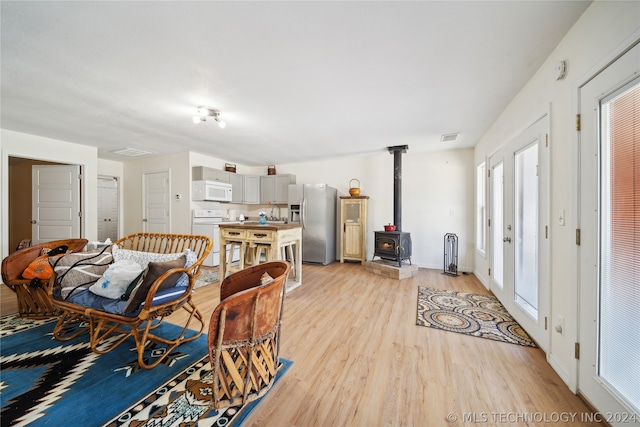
[220, 222, 299, 230]
[219, 223, 302, 289]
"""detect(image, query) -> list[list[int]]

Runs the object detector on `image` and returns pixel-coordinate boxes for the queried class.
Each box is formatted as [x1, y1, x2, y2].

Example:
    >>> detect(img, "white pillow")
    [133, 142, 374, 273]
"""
[112, 245, 184, 268]
[111, 246, 198, 288]
[89, 259, 144, 299]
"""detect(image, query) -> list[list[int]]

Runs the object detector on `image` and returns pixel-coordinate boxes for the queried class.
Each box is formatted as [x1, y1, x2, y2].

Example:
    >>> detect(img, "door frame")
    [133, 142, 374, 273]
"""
[98, 175, 120, 241]
[572, 29, 640, 392]
[4, 156, 85, 252]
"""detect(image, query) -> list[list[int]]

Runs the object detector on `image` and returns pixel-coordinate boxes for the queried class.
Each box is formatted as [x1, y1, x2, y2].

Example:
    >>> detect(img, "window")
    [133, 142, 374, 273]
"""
[598, 80, 640, 412]
[476, 162, 486, 254]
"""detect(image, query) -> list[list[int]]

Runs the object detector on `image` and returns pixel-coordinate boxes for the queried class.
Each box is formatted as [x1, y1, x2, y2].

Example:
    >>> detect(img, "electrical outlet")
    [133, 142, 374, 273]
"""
[555, 316, 565, 335]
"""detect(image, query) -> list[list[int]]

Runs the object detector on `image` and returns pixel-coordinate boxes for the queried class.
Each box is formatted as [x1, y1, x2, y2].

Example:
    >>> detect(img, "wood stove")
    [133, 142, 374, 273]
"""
[373, 231, 412, 267]
[372, 145, 413, 267]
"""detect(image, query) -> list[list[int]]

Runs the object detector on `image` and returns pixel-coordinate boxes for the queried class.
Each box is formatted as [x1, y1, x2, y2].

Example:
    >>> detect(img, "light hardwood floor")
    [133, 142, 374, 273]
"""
[1, 263, 602, 426]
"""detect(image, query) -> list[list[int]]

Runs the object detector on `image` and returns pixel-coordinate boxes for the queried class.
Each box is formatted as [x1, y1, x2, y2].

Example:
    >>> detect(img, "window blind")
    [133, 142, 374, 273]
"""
[599, 80, 640, 413]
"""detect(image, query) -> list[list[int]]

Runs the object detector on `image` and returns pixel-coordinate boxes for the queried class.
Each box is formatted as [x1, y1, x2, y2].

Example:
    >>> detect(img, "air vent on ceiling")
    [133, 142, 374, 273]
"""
[440, 133, 460, 143]
[111, 147, 152, 157]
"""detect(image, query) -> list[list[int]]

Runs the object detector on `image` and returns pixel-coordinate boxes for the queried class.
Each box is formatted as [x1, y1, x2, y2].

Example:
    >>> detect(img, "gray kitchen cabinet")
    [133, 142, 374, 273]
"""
[229, 173, 244, 203]
[243, 175, 261, 204]
[260, 174, 296, 204]
[229, 174, 260, 204]
[192, 166, 230, 183]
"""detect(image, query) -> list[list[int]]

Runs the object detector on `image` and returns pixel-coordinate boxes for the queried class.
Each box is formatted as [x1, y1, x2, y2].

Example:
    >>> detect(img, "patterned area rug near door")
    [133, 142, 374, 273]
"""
[416, 287, 537, 347]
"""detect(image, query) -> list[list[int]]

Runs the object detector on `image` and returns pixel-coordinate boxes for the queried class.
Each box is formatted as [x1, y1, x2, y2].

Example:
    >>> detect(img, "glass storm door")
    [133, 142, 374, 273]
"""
[489, 115, 549, 352]
[579, 41, 640, 421]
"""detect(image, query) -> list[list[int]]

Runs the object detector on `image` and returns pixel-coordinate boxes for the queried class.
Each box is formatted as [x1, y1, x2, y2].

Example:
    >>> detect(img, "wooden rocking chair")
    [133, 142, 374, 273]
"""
[208, 261, 291, 409]
[47, 232, 212, 369]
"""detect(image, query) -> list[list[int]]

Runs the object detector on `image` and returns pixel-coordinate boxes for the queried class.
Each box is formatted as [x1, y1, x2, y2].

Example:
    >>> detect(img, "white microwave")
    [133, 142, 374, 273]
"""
[192, 180, 233, 202]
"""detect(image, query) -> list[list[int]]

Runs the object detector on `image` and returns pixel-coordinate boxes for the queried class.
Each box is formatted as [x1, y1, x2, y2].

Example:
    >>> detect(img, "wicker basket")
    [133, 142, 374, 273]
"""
[349, 178, 361, 197]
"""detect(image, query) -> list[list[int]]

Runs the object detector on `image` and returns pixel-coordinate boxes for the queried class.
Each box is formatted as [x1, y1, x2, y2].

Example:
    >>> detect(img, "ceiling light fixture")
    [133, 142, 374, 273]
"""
[193, 106, 226, 128]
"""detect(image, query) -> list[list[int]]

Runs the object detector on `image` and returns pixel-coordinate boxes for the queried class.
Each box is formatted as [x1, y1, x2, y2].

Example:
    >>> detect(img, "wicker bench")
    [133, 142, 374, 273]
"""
[46, 232, 212, 369]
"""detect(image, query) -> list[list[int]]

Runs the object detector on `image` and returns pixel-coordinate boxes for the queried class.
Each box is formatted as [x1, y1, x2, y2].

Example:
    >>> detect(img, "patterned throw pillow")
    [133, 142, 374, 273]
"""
[51, 248, 113, 299]
[175, 249, 198, 287]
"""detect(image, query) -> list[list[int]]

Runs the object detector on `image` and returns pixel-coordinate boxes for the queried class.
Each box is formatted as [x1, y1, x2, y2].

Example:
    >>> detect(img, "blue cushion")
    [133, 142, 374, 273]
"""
[64, 286, 187, 316]
[151, 287, 188, 306]
[66, 289, 131, 316]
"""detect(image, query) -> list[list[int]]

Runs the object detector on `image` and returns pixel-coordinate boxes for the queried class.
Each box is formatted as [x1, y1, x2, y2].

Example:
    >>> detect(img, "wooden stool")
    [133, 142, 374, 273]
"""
[252, 244, 272, 266]
[225, 241, 246, 277]
[279, 242, 297, 281]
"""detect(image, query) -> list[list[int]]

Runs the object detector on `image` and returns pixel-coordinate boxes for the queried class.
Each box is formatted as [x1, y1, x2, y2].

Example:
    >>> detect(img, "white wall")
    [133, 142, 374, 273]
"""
[122, 151, 192, 236]
[0, 129, 100, 260]
[279, 148, 475, 270]
[473, 1, 640, 391]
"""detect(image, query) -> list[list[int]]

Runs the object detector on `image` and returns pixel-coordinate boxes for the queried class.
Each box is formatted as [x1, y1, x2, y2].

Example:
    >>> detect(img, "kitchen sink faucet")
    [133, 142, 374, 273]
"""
[269, 205, 281, 220]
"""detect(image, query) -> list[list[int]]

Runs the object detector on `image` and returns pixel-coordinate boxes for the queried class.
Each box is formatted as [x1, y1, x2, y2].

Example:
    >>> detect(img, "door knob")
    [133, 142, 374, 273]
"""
[503, 237, 511, 243]
[31, 220, 36, 224]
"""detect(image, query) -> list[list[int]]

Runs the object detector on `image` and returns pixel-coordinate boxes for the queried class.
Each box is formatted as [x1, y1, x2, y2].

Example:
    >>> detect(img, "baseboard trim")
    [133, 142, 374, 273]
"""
[547, 353, 577, 393]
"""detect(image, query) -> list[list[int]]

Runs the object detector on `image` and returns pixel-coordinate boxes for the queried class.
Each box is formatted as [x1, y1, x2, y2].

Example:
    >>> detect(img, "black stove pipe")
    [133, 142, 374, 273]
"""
[387, 145, 408, 232]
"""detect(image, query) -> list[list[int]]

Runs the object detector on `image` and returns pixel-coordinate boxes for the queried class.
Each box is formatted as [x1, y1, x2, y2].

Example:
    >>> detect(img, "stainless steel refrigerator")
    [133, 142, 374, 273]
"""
[288, 183, 337, 265]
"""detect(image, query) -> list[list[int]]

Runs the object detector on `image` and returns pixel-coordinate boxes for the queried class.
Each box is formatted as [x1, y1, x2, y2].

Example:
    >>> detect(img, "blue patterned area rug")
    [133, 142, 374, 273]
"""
[416, 287, 537, 347]
[0, 314, 291, 426]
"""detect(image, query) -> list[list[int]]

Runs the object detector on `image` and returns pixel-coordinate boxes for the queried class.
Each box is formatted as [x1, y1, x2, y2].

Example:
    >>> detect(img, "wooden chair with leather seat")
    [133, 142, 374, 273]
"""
[1, 238, 88, 318]
[207, 261, 291, 409]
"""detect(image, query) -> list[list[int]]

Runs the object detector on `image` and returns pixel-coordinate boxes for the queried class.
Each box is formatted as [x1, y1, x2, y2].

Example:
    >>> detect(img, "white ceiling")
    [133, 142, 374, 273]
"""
[1, 1, 591, 166]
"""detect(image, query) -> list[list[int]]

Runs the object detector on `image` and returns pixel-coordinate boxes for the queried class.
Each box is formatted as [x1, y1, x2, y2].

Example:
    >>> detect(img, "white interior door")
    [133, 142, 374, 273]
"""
[97, 176, 119, 242]
[489, 115, 550, 352]
[578, 40, 640, 421]
[143, 171, 170, 233]
[31, 164, 81, 244]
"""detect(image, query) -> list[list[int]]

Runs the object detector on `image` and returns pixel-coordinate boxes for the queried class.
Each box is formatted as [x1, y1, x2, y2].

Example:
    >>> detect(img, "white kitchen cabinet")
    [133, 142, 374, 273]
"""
[260, 174, 296, 204]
